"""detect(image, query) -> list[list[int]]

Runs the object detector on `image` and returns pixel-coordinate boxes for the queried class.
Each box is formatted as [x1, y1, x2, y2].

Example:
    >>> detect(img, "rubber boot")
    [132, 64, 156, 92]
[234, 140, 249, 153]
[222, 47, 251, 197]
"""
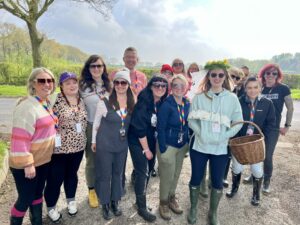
[223, 158, 230, 188]
[226, 172, 241, 198]
[136, 195, 156, 222]
[10, 216, 23, 225]
[111, 201, 122, 216]
[251, 177, 262, 206]
[200, 169, 208, 198]
[187, 184, 201, 224]
[102, 204, 113, 220]
[262, 178, 271, 195]
[29, 203, 43, 225]
[208, 188, 223, 225]
[243, 174, 253, 185]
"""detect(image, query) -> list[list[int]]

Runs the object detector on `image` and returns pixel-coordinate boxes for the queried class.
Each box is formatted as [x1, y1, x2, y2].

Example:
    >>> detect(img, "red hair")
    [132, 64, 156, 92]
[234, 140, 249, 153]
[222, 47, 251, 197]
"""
[258, 63, 283, 84]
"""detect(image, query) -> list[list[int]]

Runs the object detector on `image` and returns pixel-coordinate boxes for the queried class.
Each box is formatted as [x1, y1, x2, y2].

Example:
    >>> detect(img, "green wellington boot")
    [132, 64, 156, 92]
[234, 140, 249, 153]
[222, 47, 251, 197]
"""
[187, 184, 201, 224]
[208, 188, 223, 225]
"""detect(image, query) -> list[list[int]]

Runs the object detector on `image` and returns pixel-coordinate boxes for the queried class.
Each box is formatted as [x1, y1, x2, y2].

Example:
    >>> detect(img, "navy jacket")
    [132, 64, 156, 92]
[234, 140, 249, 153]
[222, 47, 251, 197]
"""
[157, 95, 190, 153]
[238, 95, 277, 142]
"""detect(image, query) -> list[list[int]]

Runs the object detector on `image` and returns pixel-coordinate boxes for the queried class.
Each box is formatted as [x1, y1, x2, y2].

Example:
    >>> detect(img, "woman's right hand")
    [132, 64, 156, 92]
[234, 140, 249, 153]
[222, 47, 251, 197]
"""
[24, 165, 36, 179]
[91, 143, 96, 152]
[144, 150, 153, 160]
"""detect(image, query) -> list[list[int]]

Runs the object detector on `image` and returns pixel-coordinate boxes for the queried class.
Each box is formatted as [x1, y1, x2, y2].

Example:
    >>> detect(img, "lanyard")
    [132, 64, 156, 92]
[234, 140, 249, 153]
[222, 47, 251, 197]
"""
[134, 71, 139, 89]
[118, 108, 128, 127]
[177, 102, 185, 129]
[249, 102, 255, 122]
[35, 96, 59, 129]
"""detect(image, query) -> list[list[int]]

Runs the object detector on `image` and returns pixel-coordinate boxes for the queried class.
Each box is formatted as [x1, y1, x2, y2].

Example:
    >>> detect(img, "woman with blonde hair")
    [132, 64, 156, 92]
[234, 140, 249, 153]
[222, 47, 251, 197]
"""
[187, 60, 242, 224]
[9, 68, 57, 225]
[228, 67, 246, 97]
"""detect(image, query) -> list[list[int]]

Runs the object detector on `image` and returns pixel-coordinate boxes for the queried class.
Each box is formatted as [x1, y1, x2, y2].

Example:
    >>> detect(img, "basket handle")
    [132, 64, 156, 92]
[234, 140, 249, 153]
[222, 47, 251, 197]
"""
[231, 121, 264, 138]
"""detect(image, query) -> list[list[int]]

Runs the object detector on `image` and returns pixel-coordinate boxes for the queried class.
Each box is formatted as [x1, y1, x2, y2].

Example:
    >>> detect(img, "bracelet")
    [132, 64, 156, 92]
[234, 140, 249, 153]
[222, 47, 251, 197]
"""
[142, 149, 150, 154]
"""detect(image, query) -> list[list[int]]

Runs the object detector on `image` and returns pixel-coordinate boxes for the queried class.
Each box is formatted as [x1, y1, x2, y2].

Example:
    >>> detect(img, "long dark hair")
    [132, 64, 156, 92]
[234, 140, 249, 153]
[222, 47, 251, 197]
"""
[79, 55, 111, 93]
[108, 85, 135, 114]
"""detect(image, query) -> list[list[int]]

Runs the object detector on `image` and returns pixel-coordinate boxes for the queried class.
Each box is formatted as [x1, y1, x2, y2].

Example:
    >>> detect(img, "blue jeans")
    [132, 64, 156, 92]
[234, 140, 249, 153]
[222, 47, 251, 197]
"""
[190, 149, 228, 189]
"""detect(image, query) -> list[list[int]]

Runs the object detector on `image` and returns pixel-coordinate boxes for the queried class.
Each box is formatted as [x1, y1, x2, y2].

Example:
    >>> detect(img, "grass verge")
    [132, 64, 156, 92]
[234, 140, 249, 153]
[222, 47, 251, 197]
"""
[0, 141, 8, 168]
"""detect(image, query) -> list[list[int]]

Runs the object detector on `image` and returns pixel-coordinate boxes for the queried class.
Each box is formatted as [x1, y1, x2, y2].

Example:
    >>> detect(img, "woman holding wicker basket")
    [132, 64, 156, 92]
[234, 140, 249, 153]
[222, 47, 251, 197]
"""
[226, 76, 276, 206]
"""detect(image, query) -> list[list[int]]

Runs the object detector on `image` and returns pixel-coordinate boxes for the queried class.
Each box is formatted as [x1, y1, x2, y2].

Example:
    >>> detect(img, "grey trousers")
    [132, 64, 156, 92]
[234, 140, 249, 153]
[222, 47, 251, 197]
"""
[85, 123, 96, 188]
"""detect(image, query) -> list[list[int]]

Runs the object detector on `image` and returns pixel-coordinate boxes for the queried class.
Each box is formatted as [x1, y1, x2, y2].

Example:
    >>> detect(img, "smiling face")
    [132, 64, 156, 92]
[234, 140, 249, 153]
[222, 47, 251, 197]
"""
[263, 67, 278, 86]
[123, 50, 138, 70]
[33, 72, 55, 99]
[113, 78, 129, 95]
[89, 59, 104, 81]
[172, 59, 184, 74]
[61, 79, 79, 97]
[171, 78, 186, 98]
[151, 81, 167, 100]
[245, 80, 261, 100]
[208, 69, 226, 91]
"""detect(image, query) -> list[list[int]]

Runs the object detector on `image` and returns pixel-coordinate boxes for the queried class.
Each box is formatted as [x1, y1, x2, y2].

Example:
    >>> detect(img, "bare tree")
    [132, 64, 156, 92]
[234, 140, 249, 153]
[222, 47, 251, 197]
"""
[0, 0, 116, 67]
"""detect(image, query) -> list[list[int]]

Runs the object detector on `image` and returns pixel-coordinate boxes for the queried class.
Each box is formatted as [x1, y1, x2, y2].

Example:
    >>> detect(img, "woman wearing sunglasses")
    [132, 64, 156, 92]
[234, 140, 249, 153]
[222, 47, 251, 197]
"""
[44, 72, 87, 222]
[9, 68, 57, 225]
[187, 60, 243, 225]
[128, 76, 168, 222]
[90, 68, 134, 220]
[79, 55, 111, 208]
[228, 67, 246, 97]
[172, 58, 186, 76]
[226, 76, 276, 206]
[257, 64, 294, 194]
[156, 74, 190, 220]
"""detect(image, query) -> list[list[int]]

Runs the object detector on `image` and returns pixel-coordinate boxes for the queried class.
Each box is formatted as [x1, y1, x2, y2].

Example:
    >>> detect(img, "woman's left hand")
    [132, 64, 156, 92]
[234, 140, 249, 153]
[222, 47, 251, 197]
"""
[280, 127, 289, 136]
[24, 165, 36, 179]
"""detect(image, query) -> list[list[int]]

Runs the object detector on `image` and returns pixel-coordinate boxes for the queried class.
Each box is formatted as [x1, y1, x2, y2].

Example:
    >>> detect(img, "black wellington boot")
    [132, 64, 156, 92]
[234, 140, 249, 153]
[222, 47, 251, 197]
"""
[226, 172, 241, 198]
[251, 177, 262, 206]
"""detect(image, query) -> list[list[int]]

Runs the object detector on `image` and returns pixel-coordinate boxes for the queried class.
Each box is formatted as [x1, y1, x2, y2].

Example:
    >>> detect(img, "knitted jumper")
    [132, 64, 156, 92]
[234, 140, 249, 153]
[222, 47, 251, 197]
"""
[9, 96, 56, 169]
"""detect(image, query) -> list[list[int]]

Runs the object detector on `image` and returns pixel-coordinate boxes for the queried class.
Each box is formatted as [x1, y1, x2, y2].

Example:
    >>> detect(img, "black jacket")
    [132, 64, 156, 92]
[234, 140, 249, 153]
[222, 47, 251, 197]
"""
[237, 95, 277, 141]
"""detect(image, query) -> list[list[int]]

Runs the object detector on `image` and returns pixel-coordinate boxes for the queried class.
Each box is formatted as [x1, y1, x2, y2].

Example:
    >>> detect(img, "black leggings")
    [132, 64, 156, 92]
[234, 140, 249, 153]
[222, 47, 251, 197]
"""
[44, 151, 84, 207]
[10, 163, 49, 216]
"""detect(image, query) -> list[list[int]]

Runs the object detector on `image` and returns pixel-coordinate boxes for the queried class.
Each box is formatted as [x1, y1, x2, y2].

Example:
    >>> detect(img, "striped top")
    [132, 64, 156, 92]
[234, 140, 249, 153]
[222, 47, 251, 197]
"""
[9, 96, 56, 169]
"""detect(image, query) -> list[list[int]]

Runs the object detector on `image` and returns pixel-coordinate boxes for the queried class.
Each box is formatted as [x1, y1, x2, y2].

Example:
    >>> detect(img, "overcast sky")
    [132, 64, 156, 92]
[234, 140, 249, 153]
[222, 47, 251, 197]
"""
[1, 0, 300, 65]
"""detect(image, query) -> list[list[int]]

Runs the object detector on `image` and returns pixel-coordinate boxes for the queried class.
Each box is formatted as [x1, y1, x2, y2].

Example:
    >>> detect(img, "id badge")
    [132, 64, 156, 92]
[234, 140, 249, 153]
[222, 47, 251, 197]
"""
[212, 122, 221, 133]
[178, 132, 184, 144]
[151, 114, 157, 127]
[246, 127, 254, 136]
[120, 127, 126, 140]
[75, 123, 82, 133]
[55, 134, 62, 147]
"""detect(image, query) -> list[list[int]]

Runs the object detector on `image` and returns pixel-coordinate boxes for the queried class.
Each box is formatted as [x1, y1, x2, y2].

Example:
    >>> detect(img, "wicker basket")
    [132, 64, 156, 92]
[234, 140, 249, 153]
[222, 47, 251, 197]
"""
[229, 121, 265, 165]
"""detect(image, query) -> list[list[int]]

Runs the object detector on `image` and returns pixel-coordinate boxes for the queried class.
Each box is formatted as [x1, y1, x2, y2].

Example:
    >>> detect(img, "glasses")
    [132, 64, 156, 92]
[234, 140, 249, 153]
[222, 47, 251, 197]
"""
[35, 78, 54, 84]
[231, 75, 241, 81]
[172, 83, 185, 90]
[210, 73, 225, 78]
[173, 62, 183, 67]
[152, 82, 167, 89]
[264, 71, 278, 76]
[162, 70, 173, 76]
[113, 80, 128, 86]
[89, 64, 104, 69]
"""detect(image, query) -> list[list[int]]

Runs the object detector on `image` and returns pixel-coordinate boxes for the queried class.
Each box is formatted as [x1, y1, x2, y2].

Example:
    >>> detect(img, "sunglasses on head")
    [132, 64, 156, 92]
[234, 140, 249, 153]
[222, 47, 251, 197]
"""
[36, 78, 54, 84]
[231, 75, 241, 81]
[173, 62, 183, 67]
[264, 71, 278, 76]
[210, 73, 225, 78]
[171, 83, 185, 90]
[152, 82, 167, 89]
[113, 80, 128, 86]
[89, 64, 104, 69]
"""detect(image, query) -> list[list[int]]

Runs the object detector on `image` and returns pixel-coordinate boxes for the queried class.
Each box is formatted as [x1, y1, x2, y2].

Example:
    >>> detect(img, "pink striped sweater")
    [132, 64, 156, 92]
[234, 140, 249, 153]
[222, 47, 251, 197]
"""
[9, 96, 56, 169]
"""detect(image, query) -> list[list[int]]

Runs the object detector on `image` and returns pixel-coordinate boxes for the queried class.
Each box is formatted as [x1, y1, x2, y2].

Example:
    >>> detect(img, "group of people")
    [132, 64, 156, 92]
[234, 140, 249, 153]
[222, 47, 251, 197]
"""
[8, 46, 294, 225]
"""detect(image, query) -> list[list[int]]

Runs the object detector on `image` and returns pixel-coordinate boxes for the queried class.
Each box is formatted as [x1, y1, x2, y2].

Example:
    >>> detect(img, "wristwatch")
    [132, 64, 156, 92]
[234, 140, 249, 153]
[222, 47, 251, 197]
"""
[284, 123, 291, 128]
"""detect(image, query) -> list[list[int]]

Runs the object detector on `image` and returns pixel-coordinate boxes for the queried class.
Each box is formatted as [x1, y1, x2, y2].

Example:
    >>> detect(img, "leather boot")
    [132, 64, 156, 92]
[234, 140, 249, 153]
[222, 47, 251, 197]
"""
[169, 195, 183, 214]
[243, 174, 253, 185]
[159, 200, 171, 220]
[262, 178, 271, 195]
[136, 195, 156, 222]
[200, 169, 208, 198]
[187, 184, 200, 224]
[10, 216, 23, 225]
[102, 204, 113, 220]
[226, 172, 241, 198]
[111, 201, 122, 216]
[208, 188, 223, 225]
[251, 177, 262, 206]
[29, 203, 43, 225]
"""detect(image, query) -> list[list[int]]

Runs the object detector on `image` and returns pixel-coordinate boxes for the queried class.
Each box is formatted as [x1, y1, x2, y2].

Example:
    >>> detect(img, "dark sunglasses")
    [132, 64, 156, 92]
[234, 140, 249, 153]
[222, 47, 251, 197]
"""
[171, 83, 185, 89]
[231, 75, 241, 81]
[173, 62, 183, 67]
[36, 78, 54, 84]
[152, 83, 167, 89]
[210, 73, 225, 78]
[89, 64, 104, 69]
[264, 71, 278, 76]
[113, 80, 128, 86]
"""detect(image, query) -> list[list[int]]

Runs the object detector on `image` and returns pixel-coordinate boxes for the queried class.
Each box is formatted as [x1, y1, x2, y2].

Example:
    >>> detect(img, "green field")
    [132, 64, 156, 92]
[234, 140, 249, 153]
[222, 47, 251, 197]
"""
[0, 141, 8, 168]
[0, 85, 300, 100]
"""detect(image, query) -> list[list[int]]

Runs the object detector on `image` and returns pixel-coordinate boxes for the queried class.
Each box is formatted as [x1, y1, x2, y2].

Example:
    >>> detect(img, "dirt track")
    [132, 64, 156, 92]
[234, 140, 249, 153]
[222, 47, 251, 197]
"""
[0, 130, 299, 225]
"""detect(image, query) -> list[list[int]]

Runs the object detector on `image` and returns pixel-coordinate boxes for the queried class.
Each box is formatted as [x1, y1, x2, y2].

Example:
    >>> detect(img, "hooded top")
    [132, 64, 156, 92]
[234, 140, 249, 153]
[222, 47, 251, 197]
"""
[188, 89, 243, 155]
